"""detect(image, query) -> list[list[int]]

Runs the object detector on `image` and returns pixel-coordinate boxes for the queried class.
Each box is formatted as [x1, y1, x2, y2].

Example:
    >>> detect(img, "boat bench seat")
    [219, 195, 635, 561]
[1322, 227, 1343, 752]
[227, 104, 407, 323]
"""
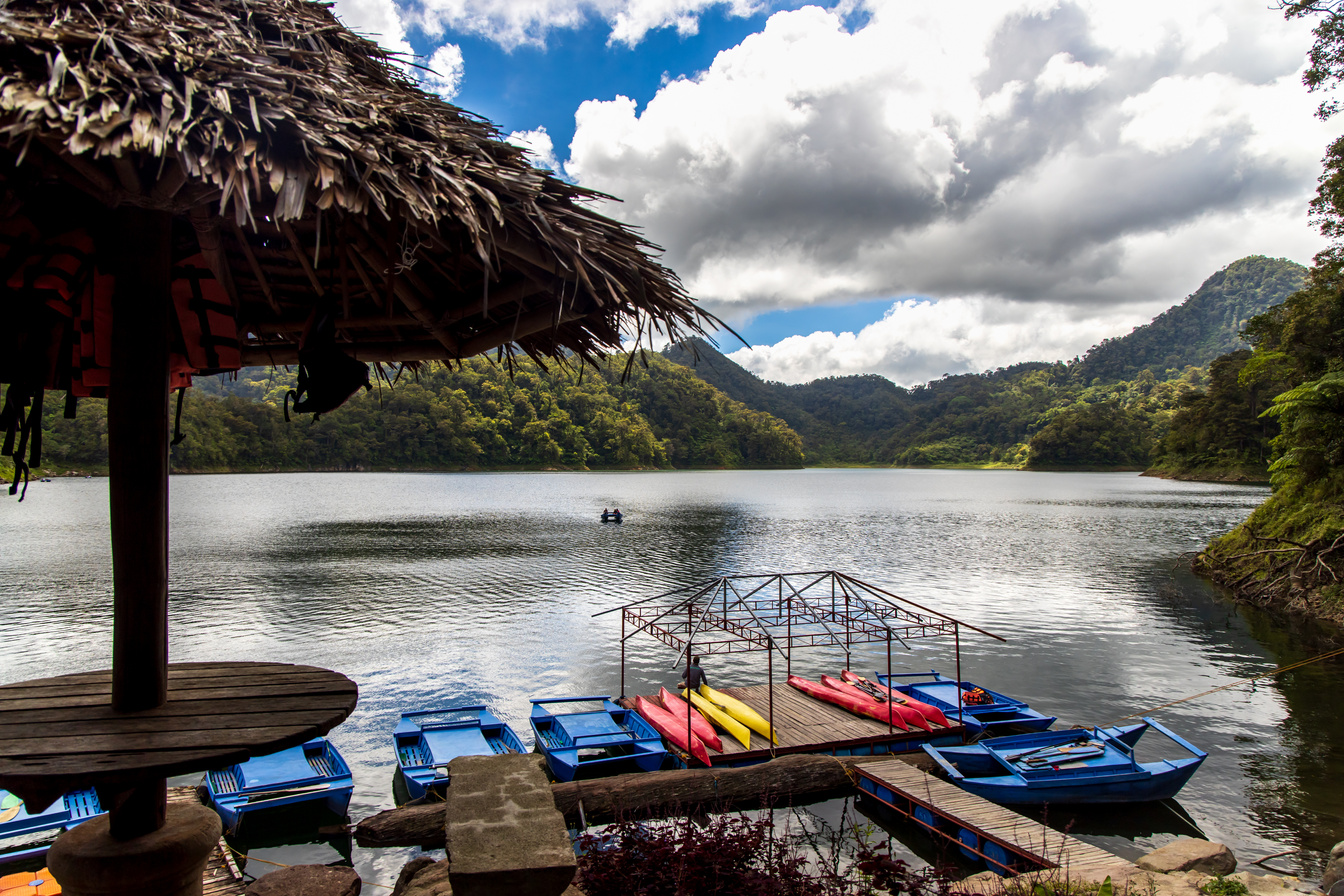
[556, 711, 625, 744]
[239, 746, 322, 790]
[423, 728, 493, 765]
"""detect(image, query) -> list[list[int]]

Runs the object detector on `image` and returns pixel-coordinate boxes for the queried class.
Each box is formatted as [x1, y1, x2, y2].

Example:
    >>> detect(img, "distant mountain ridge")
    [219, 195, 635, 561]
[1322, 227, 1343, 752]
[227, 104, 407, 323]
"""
[664, 255, 1307, 465]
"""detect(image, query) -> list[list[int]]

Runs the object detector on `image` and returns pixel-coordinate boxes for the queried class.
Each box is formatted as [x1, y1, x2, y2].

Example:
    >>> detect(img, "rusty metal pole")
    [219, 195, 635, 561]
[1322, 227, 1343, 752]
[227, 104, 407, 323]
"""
[620, 612, 626, 698]
[844, 593, 851, 670]
[955, 623, 965, 742]
[887, 630, 892, 736]
[686, 640, 695, 765]
[767, 637, 775, 758]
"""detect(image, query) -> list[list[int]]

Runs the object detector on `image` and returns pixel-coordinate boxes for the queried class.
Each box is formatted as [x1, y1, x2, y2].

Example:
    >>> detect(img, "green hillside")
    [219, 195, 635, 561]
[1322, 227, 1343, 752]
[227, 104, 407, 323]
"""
[665, 255, 1307, 469]
[3, 353, 803, 478]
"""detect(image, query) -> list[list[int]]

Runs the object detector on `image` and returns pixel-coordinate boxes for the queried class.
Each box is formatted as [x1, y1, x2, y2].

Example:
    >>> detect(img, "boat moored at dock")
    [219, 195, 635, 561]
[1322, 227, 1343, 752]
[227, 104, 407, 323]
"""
[878, 670, 1056, 735]
[530, 696, 666, 782]
[921, 717, 1206, 804]
[205, 737, 354, 832]
[394, 706, 527, 800]
[0, 787, 103, 864]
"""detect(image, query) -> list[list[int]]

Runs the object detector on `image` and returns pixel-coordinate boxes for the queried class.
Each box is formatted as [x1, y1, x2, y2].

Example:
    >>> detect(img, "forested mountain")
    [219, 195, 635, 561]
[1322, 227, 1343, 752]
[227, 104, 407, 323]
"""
[1075, 256, 1305, 382]
[665, 255, 1306, 469]
[5, 353, 803, 477]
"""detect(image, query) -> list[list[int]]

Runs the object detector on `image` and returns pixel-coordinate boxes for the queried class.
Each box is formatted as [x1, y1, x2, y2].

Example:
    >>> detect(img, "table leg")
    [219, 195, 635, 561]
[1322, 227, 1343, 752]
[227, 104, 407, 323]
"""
[106, 778, 167, 840]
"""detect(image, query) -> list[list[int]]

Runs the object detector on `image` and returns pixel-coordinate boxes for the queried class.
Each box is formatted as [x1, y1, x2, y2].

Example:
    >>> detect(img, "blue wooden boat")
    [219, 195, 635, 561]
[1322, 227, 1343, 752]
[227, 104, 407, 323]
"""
[529, 696, 665, 782]
[922, 717, 1206, 804]
[0, 787, 103, 863]
[877, 670, 1056, 735]
[394, 705, 527, 800]
[205, 737, 354, 832]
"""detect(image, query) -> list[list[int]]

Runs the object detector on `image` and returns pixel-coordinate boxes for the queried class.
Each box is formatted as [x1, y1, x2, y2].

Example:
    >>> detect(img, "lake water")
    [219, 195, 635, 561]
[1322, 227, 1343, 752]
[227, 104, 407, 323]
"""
[2, 470, 1342, 887]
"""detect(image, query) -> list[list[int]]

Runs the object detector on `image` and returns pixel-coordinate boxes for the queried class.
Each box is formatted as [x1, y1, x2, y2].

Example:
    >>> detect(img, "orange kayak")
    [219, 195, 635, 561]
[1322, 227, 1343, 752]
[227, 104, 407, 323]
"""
[821, 675, 929, 731]
[840, 670, 951, 727]
[658, 687, 723, 752]
[0, 867, 59, 895]
[635, 695, 711, 766]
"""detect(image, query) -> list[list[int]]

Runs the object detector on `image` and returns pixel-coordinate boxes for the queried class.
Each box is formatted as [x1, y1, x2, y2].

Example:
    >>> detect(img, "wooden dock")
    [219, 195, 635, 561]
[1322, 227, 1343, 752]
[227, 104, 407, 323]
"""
[626, 684, 966, 767]
[167, 786, 248, 896]
[854, 759, 1136, 880]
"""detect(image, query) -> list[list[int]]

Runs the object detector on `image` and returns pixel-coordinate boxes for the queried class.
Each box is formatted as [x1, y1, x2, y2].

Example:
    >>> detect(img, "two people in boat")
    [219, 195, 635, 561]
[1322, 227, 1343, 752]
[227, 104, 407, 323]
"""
[678, 655, 708, 690]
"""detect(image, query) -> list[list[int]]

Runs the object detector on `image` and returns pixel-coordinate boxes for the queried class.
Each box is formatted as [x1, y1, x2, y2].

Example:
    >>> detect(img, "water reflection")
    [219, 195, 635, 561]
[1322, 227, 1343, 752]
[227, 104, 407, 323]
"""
[3, 470, 1342, 884]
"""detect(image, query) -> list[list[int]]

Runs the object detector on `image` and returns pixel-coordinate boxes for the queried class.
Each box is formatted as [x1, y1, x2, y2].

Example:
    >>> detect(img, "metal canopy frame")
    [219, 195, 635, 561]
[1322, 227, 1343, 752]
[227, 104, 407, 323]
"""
[597, 571, 1006, 751]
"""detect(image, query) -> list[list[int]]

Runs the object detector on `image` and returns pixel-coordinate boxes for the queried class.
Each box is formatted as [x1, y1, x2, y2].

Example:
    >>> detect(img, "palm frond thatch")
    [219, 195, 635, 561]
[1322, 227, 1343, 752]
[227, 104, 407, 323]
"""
[0, 0, 714, 366]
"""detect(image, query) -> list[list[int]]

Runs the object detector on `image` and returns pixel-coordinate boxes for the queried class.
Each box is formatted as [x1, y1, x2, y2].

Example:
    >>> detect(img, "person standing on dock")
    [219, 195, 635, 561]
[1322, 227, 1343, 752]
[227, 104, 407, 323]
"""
[679, 655, 708, 690]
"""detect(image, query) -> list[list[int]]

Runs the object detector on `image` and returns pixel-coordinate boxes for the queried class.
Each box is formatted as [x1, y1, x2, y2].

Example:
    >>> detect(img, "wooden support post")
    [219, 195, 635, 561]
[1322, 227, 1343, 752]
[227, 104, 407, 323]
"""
[106, 206, 173, 839]
[109, 207, 171, 713]
[620, 613, 626, 698]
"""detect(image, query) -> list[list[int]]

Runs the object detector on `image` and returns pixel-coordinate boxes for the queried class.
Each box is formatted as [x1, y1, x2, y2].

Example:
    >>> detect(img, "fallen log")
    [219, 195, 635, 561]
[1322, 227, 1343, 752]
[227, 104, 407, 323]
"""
[355, 753, 918, 848]
[357, 802, 448, 848]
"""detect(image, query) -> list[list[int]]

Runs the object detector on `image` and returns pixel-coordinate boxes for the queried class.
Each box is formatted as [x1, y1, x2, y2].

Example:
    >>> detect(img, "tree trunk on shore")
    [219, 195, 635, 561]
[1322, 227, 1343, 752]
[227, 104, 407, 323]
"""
[355, 753, 916, 848]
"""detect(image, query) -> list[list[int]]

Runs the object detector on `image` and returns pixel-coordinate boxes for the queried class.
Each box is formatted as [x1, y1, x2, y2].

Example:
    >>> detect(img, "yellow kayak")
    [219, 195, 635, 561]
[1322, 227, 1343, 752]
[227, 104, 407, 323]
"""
[683, 689, 751, 749]
[700, 684, 778, 744]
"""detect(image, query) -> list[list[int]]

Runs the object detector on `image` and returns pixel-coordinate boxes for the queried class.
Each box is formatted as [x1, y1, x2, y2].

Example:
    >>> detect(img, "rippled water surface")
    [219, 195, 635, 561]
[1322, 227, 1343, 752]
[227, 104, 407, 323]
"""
[2, 470, 1342, 885]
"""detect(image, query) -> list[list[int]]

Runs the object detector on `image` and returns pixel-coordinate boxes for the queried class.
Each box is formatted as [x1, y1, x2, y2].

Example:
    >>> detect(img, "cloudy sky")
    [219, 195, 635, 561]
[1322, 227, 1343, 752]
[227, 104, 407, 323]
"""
[331, 0, 1338, 386]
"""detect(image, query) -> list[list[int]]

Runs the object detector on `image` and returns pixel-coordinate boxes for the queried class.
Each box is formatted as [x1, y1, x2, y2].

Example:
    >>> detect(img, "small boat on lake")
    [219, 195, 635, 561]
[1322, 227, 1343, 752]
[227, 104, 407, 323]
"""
[600, 510, 623, 523]
[877, 670, 1056, 735]
[530, 696, 665, 782]
[204, 737, 354, 832]
[394, 706, 527, 800]
[922, 717, 1206, 804]
[0, 788, 103, 863]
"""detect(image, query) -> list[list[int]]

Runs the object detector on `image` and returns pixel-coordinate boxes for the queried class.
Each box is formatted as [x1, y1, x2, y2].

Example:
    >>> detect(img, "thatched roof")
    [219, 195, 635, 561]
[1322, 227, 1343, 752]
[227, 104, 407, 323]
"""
[0, 0, 712, 367]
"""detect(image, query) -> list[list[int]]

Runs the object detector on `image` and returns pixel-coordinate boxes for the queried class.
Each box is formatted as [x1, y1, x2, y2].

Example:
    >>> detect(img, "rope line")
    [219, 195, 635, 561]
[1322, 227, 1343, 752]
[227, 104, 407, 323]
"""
[222, 842, 395, 890]
[1107, 645, 1344, 725]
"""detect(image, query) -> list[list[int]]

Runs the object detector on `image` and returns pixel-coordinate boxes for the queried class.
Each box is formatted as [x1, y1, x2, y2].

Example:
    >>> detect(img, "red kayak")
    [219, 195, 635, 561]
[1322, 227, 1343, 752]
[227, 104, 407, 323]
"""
[840, 670, 950, 728]
[787, 674, 908, 731]
[658, 687, 724, 752]
[635, 695, 711, 766]
[822, 675, 930, 732]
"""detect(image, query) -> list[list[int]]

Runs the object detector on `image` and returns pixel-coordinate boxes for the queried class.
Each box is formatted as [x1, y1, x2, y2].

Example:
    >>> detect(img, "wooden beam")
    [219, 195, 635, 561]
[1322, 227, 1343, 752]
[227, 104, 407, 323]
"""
[227, 220, 281, 315]
[277, 219, 325, 296]
[249, 315, 420, 334]
[241, 341, 451, 365]
[457, 305, 587, 358]
[349, 241, 461, 356]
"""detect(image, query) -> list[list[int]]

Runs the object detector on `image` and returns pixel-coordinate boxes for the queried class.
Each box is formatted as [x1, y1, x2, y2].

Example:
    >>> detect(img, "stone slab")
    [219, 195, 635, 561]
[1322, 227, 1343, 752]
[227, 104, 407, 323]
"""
[1324, 842, 1344, 893]
[245, 865, 361, 896]
[1138, 839, 1238, 876]
[445, 754, 575, 896]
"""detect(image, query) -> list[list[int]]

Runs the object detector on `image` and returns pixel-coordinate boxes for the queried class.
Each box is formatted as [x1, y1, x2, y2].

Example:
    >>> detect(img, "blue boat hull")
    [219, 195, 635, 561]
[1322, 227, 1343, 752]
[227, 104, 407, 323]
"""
[530, 697, 666, 782]
[0, 788, 104, 863]
[923, 716, 1206, 805]
[206, 738, 354, 831]
[877, 670, 1056, 735]
[395, 705, 527, 800]
[950, 762, 1203, 804]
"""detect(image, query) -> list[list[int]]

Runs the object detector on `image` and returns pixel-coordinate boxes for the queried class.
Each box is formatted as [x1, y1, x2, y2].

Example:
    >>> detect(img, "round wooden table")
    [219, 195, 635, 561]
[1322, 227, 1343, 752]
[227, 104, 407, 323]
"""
[0, 661, 358, 814]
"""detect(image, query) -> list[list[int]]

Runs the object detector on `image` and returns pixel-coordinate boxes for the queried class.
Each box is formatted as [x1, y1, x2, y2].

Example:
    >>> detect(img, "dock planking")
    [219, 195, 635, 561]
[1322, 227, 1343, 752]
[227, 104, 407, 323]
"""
[854, 759, 1136, 879]
[167, 786, 247, 896]
[627, 683, 966, 767]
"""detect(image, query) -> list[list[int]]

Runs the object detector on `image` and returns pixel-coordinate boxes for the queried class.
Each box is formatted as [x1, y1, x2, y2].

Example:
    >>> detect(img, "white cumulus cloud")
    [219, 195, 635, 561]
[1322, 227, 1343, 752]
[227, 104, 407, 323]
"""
[507, 127, 562, 173]
[420, 43, 465, 100]
[331, 0, 414, 57]
[560, 0, 1335, 341]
